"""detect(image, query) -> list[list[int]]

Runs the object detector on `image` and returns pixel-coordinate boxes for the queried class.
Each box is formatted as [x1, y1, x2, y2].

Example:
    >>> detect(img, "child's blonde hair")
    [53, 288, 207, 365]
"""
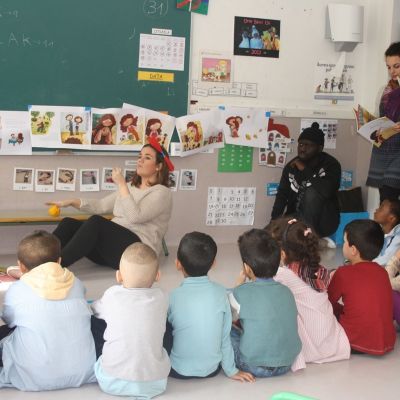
[119, 242, 159, 288]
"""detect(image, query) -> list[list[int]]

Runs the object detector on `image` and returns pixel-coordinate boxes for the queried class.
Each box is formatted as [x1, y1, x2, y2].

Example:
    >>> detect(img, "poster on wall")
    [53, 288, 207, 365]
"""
[234, 16, 280, 58]
[314, 56, 355, 101]
[0, 111, 32, 155]
[206, 187, 256, 226]
[199, 52, 233, 86]
[300, 119, 338, 149]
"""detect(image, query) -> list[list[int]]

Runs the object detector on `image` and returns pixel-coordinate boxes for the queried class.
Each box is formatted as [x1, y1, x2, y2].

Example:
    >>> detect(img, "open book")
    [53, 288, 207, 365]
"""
[354, 104, 398, 147]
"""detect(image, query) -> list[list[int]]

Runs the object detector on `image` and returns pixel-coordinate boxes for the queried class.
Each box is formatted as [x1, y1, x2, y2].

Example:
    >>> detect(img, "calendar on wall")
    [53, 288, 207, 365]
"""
[206, 187, 256, 226]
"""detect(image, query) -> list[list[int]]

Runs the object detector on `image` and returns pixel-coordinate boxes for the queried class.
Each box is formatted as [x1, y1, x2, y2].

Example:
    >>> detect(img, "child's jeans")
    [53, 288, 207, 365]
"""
[230, 327, 290, 378]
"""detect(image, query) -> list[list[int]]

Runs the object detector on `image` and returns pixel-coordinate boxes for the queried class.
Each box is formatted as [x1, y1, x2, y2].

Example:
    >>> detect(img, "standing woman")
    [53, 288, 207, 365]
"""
[46, 138, 174, 269]
[367, 42, 400, 202]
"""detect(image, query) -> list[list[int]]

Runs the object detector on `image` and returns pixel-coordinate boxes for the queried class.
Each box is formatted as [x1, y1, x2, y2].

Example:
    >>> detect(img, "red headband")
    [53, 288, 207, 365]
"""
[148, 137, 174, 172]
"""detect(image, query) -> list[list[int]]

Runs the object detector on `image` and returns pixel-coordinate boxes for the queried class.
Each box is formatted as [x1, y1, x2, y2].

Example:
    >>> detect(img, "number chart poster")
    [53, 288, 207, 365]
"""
[206, 187, 256, 226]
[234, 16, 280, 58]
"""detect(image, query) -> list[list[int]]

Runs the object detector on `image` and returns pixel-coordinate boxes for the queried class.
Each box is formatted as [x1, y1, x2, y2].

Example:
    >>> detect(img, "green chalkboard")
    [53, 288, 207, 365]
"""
[0, 0, 190, 118]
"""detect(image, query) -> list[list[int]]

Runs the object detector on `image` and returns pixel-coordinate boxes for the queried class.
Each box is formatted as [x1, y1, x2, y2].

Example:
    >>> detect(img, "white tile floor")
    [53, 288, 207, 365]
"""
[1, 243, 399, 400]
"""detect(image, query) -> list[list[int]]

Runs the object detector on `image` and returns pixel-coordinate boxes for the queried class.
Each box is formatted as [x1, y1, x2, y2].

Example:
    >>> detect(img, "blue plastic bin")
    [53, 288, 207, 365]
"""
[330, 212, 369, 245]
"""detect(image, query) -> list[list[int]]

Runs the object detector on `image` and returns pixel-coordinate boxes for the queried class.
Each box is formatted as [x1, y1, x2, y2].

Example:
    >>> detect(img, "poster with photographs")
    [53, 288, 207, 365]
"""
[176, 109, 224, 157]
[180, 169, 197, 190]
[56, 168, 77, 191]
[169, 170, 180, 191]
[29, 105, 91, 149]
[234, 16, 280, 58]
[206, 187, 256, 226]
[300, 119, 338, 149]
[101, 168, 116, 191]
[199, 52, 233, 86]
[80, 169, 100, 192]
[0, 111, 32, 155]
[35, 170, 55, 192]
[222, 107, 270, 148]
[13, 168, 34, 191]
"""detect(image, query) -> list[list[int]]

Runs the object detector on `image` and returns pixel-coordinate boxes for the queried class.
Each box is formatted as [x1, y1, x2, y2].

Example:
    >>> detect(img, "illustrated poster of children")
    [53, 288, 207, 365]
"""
[117, 106, 145, 150]
[222, 106, 270, 148]
[0, 111, 32, 155]
[60, 111, 90, 147]
[176, 109, 224, 157]
[30, 105, 91, 149]
[123, 103, 176, 151]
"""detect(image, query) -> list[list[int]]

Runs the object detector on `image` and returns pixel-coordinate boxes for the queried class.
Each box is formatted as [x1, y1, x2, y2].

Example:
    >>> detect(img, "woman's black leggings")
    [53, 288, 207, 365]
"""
[53, 215, 141, 269]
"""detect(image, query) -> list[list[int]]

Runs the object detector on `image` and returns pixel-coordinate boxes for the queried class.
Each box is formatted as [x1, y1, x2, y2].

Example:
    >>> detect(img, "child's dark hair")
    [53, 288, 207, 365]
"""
[17, 230, 61, 270]
[282, 220, 321, 272]
[344, 219, 384, 261]
[177, 232, 217, 277]
[386, 198, 400, 225]
[238, 229, 280, 278]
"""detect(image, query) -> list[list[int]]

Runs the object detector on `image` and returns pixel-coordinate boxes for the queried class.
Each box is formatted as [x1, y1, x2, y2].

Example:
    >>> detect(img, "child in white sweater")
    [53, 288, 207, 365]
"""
[92, 242, 170, 399]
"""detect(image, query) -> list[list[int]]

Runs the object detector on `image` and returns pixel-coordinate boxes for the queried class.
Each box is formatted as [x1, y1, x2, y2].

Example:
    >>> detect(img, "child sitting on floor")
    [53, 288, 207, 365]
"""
[270, 218, 350, 370]
[0, 230, 96, 391]
[328, 219, 396, 355]
[92, 242, 170, 399]
[386, 247, 400, 327]
[266, 217, 330, 291]
[373, 198, 400, 266]
[165, 231, 254, 382]
[229, 229, 301, 377]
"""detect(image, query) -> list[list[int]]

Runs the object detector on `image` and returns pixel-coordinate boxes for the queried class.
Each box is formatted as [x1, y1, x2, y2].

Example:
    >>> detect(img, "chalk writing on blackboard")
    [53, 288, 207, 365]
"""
[143, 0, 169, 18]
[7, 33, 55, 48]
[0, 10, 19, 19]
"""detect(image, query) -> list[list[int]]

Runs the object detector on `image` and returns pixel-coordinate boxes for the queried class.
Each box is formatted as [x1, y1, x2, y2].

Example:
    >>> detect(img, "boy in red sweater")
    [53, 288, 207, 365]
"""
[328, 219, 396, 355]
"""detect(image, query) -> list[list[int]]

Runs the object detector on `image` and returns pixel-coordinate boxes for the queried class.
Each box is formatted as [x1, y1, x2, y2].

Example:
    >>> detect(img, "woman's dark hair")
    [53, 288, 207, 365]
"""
[131, 144, 169, 188]
[344, 219, 384, 261]
[385, 42, 400, 57]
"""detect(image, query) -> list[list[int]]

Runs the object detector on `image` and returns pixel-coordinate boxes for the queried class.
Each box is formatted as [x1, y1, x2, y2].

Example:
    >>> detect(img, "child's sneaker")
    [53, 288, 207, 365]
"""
[6, 266, 23, 280]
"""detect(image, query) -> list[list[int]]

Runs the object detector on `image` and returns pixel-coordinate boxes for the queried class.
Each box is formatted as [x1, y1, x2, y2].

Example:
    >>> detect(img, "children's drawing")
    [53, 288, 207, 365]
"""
[60, 112, 89, 145]
[119, 114, 141, 144]
[91, 113, 117, 145]
[176, 109, 224, 157]
[30, 111, 55, 135]
[200, 54, 233, 84]
[222, 107, 270, 148]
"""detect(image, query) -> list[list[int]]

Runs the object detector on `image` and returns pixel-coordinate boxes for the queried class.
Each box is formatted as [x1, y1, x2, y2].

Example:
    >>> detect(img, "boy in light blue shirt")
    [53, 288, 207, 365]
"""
[229, 229, 301, 377]
[165, 231, 254, 382]
[373, 199, 400, 266]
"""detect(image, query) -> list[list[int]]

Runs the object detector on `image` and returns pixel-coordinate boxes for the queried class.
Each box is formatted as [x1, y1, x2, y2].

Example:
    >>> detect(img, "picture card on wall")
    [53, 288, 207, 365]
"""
[56, 168, 77, 191]
[234, 16, 280, 58]
[13, 168, 34, 191]
[102, 168, 116, 191]
[199, 52, 233, 86]
[180, 169, 197, 190]
[176, 109, 224, 157]
[222, 107, 270, 148]
[123, 103, 176, 152]
[29, 105, 91, 149]
[169, 170, 180, 191]
[0, 111, 32, 155]
[35, 169, 55, 193]
[80, 169, 100, 192]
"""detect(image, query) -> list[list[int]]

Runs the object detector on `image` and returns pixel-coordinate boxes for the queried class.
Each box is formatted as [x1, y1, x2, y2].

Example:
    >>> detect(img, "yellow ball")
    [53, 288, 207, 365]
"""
[48, 205, 60, 217]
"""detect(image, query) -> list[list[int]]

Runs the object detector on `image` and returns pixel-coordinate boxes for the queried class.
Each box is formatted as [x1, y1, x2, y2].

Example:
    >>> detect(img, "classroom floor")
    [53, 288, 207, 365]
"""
[0, 243, 399, 400]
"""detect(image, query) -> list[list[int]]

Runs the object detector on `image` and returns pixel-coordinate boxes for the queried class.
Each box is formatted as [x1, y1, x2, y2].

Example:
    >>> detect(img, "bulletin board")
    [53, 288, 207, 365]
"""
[0, 0, 191, 118]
